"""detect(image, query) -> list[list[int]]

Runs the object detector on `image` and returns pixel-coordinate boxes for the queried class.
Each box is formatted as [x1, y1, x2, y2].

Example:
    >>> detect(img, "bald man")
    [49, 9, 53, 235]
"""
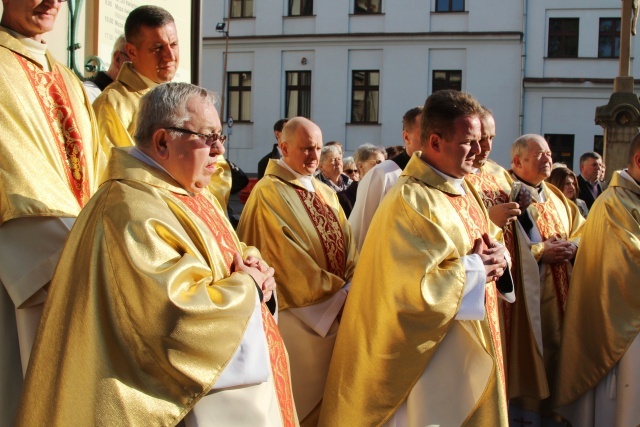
[237, 117, 358, 426]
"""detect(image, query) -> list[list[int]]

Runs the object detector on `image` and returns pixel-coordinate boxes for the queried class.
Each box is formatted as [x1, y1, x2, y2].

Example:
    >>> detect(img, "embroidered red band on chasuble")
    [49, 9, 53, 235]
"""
[466, 173, 517, 368]
[15, 54, 90, 207]
[294, 188, 346, 278]
[445, 192, 506, 394]
[532, 199, 570, 321]
[176, 194, 296, 425]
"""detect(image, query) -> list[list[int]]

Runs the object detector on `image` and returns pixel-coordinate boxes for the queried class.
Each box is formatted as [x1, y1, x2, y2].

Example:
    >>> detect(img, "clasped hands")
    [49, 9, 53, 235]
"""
[232, 253, 276, 302]
[540, 236, 577, 264]
[473, 233, 508, 283]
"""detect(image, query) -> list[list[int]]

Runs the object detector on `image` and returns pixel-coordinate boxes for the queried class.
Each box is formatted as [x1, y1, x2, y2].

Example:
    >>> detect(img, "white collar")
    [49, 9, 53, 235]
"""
[277, 159, 315, 192]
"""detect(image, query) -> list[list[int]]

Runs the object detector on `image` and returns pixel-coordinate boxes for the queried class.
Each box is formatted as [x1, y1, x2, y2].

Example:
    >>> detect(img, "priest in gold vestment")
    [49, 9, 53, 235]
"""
[17, 83, 297, 427]
[0, 2, 106, 425]
[553, 136, 640, 427]
[237, 117, 358, 426]
[508, 134, 584, 423]
[319, 90, 513, 427]
[92, 5, 232, 210]
[466, 110, 544, 406]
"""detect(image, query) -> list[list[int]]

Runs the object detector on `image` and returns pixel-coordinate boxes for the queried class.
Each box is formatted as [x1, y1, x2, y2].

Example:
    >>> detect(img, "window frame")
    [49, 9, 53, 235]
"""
[230, 0, 253, 18]
[598, 17, 621, 59]
[548, 17, 580, 58]
[432, 70, 462, 93]
[544, 133, 575, 167]
[285, 71, 312, 119]
[351, 70, 380, 124]
[353, 0, 382, 14]
[288, 0, 314, 16]
[226, 71, 252, 122]
[435, 0, 465, 13]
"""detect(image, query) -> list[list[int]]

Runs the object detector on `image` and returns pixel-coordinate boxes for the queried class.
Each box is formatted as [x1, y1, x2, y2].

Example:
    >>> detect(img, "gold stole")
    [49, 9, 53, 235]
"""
[445, 192, 506, 394]
[175, 194, 297, 427]
[532, 199, 570, 320]
[14, 54, 90, 207]
[294, 188, 346, 278]
[467, 172, 517, 374]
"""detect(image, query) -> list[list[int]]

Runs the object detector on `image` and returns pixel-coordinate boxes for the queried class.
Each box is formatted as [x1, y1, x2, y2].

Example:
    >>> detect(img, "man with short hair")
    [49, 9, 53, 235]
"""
[577, 151, 604, 209]
[83, 34, 128, 102]
[17, 82, 297, 426]
[554, 134, 640, 427]
[508, 134, 584, 423]
[0, 1, 105, 424]
[316, 145, 352, 192]
[257, 118, 288, 179]
[93, 5, 232, 211]
[320, 90, 513, 426]
[238, 117, 357, 425]
[93, 5, 179, 151]
[349, 106, 423, 249]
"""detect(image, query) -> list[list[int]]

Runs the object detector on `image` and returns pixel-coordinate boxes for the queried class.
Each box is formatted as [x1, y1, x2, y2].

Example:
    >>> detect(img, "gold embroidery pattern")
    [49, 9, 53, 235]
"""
[15, 55, 90, 207]
[533, 199, 570, 320]
[467, 172, 509, 209]
[294, 188, 346, 279]
[261, 305, 297, 427]
[445, 192, 506, 394]
[175, 194, 237, 272]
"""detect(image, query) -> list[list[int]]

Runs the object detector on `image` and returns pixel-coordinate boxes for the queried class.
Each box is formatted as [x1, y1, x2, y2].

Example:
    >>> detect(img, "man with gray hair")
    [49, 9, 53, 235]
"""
[83, 34, 128, 102]
[338, 143, 386, 216]
[17, 83, 296, 426]
[508, 134, 584, 424]
[317, 144, 352, 192]
[577, 151, 604, 209]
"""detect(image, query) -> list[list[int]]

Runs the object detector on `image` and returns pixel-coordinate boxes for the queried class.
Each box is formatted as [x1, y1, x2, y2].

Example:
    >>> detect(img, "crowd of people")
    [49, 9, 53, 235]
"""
[1, 2, 639, 427]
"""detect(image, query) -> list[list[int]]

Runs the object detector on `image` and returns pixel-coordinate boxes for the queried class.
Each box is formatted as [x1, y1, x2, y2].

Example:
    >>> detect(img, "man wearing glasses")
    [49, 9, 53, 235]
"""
[82, 35, 129, 102]
[93, 6, 233, 211]
[17, 83, 298, 426]
[0, 0, 105, 424]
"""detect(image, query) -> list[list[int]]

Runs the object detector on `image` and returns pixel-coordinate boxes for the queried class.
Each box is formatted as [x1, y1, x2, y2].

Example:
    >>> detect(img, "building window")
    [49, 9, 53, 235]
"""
[289, 0, 313, 16]
[548, 18, 579, 58]
[230, 0, 253, 18]
[435, 0, 464, 12]
[432, 70, 462, 93]
[351, 70, 380, 123]
[545, 134, 574, 167]
[286, 71, 311, 118]
[593, 135, 604, 157]
[598, 18, 620, 58]
[354, 0, 381, 14]
[227, 72, 252, 122]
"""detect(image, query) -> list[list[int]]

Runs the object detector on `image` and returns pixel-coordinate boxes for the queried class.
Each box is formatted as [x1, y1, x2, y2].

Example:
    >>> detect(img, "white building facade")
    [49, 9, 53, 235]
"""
[201, 0, 637, 173]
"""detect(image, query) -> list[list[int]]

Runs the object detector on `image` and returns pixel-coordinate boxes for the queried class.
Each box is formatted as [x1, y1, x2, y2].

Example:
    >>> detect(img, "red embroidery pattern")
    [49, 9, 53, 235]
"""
[468, 172, 517, 371]
[445, 192, 506, 394]
[15, 55, 90, 207]
[294, 189, 346, 278]
[175, 194, 237, 272]
[261, 306, 297, 426]
[532, 199, 570, 320]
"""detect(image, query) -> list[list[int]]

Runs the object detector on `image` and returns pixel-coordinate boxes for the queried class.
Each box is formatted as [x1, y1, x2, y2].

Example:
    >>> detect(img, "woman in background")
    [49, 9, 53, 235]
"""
[547, 166, 589, 218]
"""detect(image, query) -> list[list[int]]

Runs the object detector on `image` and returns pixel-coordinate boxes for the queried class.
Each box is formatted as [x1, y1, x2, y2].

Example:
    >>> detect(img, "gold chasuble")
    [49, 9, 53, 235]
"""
[467, 161, 541, 401]
[16, 148, 294, 426]
[555, 171, 640, 408]
[92, 63, 232, 210]
[319, 154, 508, 427]
[237, 160, 357, 425]
[237, 160, 357, 311]
[510, 180, 584, 411]
[0, 28, 105, 223]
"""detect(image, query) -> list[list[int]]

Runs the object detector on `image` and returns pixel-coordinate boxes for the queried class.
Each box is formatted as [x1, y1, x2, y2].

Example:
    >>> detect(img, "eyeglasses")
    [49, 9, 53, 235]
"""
[166, 127, 227, 146]
[344, 169, 357, 174]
